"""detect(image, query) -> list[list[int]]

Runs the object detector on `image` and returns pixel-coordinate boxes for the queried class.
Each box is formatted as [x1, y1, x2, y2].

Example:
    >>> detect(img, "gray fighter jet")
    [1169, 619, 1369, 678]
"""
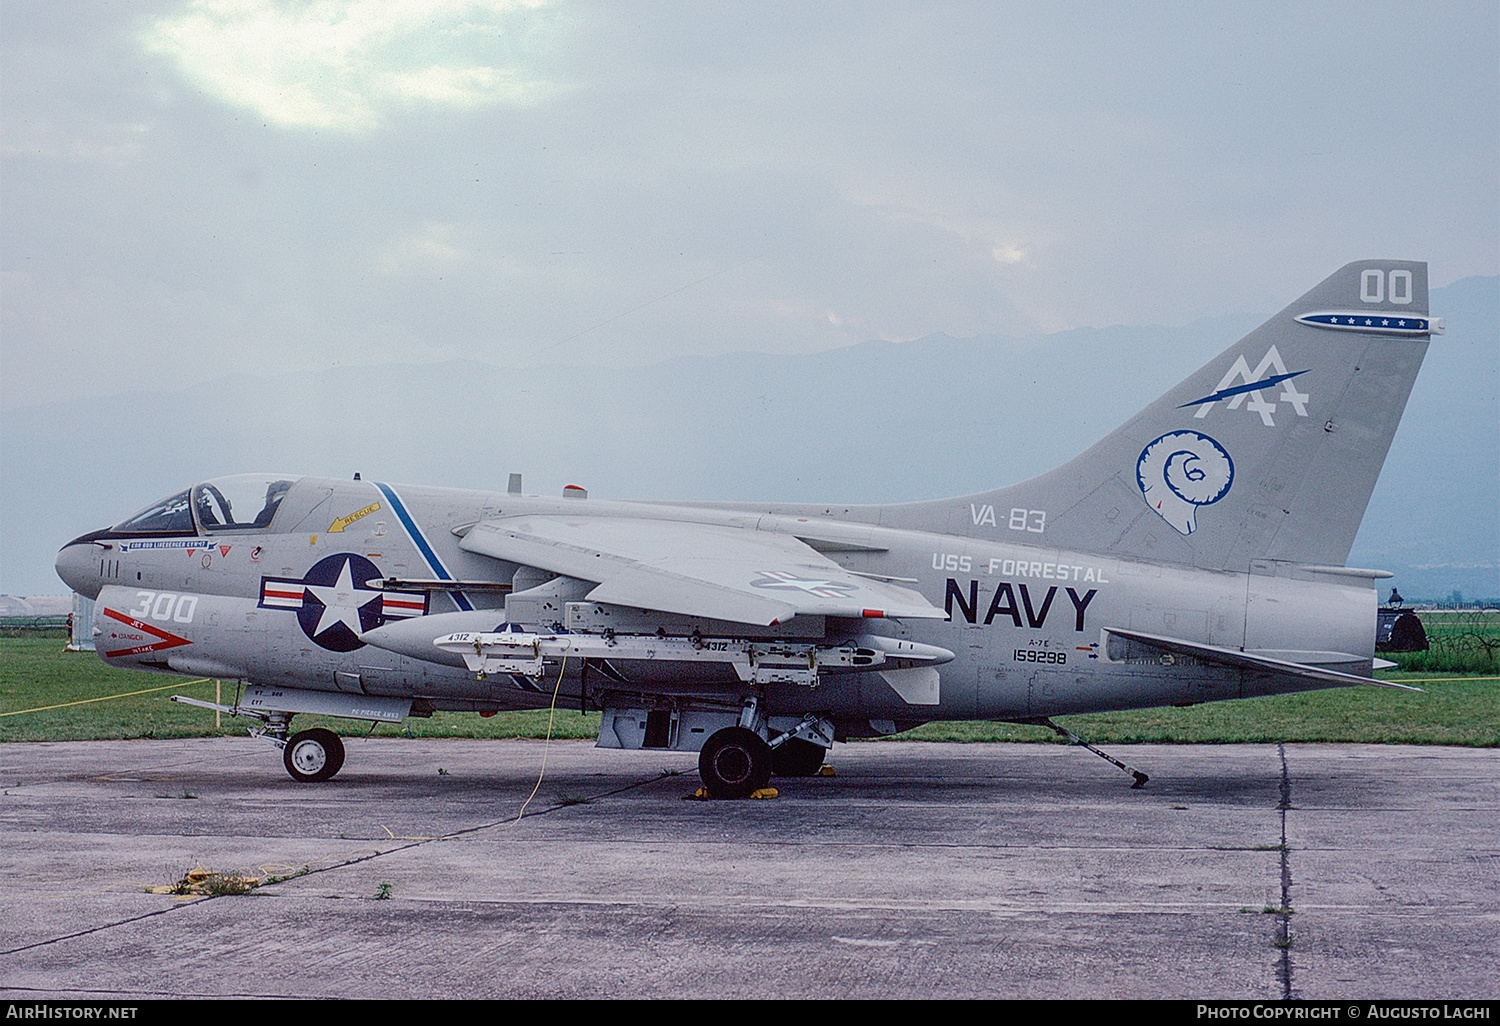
[55, 260, 1439, 796]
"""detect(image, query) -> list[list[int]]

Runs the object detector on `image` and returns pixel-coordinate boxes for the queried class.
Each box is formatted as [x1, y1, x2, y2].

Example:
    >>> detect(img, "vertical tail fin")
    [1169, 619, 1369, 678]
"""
[911, 261, 1437, 571]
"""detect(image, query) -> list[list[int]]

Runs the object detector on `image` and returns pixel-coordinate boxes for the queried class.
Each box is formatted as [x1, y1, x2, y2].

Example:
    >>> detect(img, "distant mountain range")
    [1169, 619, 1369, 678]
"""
[4, 276, 1494, 601]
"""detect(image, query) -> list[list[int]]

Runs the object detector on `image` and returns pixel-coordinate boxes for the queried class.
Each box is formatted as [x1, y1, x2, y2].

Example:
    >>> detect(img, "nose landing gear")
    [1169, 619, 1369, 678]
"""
[283, 728, 346, 783]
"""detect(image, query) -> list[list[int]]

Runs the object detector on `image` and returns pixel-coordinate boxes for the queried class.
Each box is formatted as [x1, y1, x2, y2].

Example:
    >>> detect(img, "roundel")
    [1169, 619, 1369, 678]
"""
[295, 553, 386, 652]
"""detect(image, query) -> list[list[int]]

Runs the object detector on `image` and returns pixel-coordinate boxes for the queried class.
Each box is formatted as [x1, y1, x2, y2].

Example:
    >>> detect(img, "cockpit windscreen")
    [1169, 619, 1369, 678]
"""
[193, 475, 295, 532]
[111, 475, 297, 535]
[113, 489, 196, 535]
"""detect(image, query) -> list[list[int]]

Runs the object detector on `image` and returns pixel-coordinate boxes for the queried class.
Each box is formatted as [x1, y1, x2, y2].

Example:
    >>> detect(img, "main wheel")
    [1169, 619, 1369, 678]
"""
[772, 736, 827, 777]
[698, 727, 773, 798]
[283, 728, 346, 783]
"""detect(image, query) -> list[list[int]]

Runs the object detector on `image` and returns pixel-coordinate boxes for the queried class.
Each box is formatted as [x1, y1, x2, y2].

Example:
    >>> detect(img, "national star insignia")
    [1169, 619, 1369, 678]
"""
[305, 557, 381, 638]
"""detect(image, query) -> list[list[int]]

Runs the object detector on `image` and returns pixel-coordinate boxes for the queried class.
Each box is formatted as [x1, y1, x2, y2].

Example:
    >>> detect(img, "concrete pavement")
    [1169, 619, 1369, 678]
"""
[0, 738, 1495, 999]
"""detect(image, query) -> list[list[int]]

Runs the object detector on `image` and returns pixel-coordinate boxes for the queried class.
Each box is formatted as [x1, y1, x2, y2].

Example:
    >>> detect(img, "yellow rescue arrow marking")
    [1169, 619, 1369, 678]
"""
[328, 502, 381, 533]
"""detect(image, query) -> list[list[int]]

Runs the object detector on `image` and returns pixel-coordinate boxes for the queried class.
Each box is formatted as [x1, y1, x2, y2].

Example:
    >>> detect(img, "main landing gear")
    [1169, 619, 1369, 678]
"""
[698, 727, 773, 798]
[771, 736, 827, 777]
[697, 706, 834, 797]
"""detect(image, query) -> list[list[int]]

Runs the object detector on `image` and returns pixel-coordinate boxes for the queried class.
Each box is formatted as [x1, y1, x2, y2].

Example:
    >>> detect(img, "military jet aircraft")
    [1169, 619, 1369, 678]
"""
[56, 260, 1439, 796]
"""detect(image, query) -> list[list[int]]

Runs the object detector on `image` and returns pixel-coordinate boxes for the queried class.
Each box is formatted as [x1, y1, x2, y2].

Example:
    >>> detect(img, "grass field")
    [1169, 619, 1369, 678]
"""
[1384, 608, 1500, 674]
[3, 630, 1495, 747]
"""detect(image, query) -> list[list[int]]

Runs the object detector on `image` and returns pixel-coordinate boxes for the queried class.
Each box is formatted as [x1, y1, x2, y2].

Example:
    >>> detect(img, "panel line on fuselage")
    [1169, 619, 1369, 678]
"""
[373, 482, 474, 611]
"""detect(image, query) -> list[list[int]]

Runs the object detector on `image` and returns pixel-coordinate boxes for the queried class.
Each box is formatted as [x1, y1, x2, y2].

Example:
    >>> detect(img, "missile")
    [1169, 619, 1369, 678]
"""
[360, 610, 509, 667]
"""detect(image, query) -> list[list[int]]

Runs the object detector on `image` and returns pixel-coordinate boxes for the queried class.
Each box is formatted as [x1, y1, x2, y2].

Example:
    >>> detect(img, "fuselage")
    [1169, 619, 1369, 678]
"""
[56, 473, 1377, 732]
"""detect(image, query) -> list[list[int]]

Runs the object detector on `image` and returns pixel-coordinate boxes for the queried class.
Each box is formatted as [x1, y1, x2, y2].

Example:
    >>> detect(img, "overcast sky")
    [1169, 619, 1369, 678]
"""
[3, 0, 1496, 413]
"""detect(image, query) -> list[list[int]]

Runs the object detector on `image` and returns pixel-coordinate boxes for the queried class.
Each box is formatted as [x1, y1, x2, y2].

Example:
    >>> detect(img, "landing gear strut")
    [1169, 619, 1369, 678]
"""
[283, 728, 346, 783]
[698, 726, 773, 798]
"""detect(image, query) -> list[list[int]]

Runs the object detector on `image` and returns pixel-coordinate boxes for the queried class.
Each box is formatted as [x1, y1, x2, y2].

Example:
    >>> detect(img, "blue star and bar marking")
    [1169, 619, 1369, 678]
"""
[259, 553, 428, 652]
[1297, 312, 1434, 334]
[1178, 369, 1310, 410]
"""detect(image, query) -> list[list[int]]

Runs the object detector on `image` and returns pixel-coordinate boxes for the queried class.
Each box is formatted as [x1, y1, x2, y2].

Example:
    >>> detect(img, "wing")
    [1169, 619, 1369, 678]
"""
[458, 515, 944, 626]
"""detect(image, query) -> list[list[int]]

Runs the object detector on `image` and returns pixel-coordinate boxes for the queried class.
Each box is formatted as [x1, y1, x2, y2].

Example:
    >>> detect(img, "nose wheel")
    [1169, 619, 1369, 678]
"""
[283, 728, 346, 783]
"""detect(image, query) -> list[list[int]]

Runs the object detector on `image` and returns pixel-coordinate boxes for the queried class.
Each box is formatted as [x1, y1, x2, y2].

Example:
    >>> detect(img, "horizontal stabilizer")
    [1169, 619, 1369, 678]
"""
[1102, 628, 1423, 692]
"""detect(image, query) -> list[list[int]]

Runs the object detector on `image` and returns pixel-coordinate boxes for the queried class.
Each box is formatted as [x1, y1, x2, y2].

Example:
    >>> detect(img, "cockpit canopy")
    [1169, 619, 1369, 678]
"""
[114, 475, 300, 535]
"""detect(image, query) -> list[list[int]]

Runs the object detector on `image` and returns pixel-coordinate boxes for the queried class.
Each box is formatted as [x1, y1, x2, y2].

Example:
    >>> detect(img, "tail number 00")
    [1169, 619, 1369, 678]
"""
[1360, 269, 1413, 305]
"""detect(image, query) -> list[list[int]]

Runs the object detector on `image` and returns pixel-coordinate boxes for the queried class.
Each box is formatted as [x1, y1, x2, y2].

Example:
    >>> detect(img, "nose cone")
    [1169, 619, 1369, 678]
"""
[56, 535, 105, 599]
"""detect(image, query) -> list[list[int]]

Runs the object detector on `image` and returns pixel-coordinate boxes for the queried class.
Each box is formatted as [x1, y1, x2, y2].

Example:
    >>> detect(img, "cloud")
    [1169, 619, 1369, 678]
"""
[374, 221, 470, 276]
[140, 0, 567, 132]
[0, 120, 153, 167]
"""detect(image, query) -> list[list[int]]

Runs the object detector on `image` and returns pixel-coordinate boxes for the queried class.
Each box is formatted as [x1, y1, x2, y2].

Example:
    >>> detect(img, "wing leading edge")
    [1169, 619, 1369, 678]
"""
[458, 515, 944, 626]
